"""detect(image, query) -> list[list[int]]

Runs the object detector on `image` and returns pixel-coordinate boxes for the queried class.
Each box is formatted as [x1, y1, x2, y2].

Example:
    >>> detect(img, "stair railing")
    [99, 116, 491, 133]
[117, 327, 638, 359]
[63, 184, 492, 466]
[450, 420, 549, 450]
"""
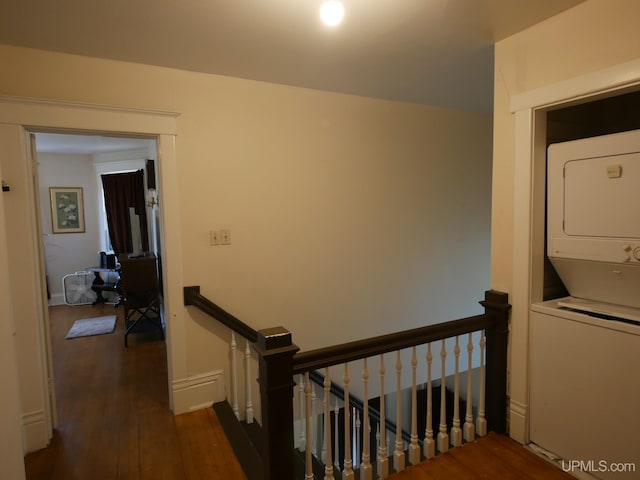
[184, 286, 258, 424]
[298, 369, 414, 476]
[185, 287, 510, 480]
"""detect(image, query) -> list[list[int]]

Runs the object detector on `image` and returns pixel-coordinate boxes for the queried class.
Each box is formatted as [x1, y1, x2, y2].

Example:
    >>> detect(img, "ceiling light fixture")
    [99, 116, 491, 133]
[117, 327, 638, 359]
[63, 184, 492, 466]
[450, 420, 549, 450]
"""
[320, 1, 344, 27]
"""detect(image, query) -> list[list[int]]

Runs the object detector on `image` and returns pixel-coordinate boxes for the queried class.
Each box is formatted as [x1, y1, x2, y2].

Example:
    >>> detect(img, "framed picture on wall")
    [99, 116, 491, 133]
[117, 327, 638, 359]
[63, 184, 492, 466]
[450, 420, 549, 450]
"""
[49, 187, 85, 234]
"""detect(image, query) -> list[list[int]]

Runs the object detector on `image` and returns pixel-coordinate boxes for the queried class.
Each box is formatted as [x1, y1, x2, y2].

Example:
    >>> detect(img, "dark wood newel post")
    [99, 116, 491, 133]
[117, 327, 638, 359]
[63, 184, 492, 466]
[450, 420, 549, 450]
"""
[254, 327, 299, 480]
[480, 289, 511, 434]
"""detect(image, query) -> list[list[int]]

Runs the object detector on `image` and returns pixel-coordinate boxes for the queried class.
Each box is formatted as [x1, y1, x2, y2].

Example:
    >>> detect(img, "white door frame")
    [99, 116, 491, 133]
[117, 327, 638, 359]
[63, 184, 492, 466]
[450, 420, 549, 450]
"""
[507, 59, 640, 443]
[0, 96, 187, 450]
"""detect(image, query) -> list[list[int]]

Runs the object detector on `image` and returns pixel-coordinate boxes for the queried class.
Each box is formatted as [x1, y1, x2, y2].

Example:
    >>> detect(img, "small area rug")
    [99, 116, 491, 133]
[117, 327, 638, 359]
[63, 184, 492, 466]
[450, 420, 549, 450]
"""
[65, 315, 117, 339]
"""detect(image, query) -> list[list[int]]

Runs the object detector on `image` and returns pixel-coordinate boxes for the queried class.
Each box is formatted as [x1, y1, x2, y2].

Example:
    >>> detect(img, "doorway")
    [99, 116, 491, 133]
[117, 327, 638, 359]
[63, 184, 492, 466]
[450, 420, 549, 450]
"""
[0, 96, 181, 453]
[31, 130, 168, 431]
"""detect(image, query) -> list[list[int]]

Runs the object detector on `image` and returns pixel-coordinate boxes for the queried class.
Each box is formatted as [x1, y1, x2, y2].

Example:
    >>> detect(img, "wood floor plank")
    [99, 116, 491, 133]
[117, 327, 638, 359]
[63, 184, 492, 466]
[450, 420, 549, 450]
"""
[413, 451, 477, 480]
[175, 408, 247, 480]
[175, 410, 213, 479]
[205, 408, 249, 478]
[390, 463, 433, 480]
[116, 409, 140, 480]
[138, 409, 187, 480]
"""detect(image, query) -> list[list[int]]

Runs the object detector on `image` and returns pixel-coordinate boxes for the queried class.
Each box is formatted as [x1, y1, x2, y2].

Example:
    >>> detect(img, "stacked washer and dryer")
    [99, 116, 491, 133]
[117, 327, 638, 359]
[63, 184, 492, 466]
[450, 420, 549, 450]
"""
[530, 129, 640, 479]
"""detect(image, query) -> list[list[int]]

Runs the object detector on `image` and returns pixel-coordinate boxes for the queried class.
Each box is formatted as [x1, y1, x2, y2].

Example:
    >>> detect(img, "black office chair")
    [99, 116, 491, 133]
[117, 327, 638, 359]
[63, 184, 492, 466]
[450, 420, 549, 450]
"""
[119, 255, 164, 347]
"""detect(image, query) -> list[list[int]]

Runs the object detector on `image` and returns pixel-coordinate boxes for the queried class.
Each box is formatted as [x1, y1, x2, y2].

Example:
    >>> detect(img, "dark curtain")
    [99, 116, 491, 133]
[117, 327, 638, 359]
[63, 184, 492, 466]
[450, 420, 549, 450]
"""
[101, 170, 149, 256]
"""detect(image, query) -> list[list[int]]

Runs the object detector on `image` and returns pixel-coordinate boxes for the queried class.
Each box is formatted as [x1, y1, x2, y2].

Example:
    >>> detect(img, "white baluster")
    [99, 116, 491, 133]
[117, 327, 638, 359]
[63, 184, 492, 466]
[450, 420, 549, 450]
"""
[377, 354, 389, 478]
[386, 435, 391, 460]
[324, 368, 335, 480]
[409, 346, 420, 465]
[476, 330, 487, 436]
[312, 384, 318, 458]
[375, 424, 380, 465]
[463, 332, 475, 442]
[299, 374, 305, 448]
[394, 351, 405, 472]
[305, 372, 314, 480]
[437, 339, 449, 453]
[231, 332, 239, 419]
[343, 363, 354, 479]
[360, 358, 372, 480]
[334, 402, 340, 472]
[354, 408, 360, 469]
[322, 380, 328, 464]
[423, 343, 435, 459]
[450, 336, 462, 447]
[245, 341, 253, 424]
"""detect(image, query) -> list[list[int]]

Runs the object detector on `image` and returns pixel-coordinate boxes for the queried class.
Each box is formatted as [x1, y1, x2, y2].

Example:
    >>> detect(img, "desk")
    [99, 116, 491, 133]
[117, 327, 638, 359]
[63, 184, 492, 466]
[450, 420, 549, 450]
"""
[86, 267, 120, 305]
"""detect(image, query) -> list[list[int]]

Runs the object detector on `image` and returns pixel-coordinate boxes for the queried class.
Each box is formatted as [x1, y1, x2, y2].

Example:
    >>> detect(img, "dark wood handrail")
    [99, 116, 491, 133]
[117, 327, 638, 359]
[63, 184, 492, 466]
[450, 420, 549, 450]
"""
[184, 285, 258, 343]
[293, 313, 490, 374]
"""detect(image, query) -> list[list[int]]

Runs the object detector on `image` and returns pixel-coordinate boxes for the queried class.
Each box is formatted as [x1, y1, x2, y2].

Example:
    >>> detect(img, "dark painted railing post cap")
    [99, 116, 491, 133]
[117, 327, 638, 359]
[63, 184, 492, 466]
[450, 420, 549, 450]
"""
[257, 326, 292, 350]
[183, 285, 200, 305]
[482, 289, 510, 308]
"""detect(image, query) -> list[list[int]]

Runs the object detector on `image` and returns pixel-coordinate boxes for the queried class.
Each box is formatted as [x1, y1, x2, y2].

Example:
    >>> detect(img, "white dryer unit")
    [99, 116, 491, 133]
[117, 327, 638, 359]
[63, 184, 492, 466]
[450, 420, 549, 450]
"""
[547, 128, 640, 318]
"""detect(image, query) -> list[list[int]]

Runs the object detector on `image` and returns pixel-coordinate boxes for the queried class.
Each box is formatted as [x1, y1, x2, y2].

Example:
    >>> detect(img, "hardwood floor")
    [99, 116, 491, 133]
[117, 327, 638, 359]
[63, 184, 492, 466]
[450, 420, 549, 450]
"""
[389, 432, 575, 480]
[24, 304, 246, 480]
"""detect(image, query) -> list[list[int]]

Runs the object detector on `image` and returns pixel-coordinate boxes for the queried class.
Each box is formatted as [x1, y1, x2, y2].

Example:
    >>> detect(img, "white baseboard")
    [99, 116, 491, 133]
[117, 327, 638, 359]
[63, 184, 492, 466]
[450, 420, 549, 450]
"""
[509, 399, 529, 444]
[48, 293, 65, 306]
[171, 370, 225, 415]
[22, 410, 49, 453]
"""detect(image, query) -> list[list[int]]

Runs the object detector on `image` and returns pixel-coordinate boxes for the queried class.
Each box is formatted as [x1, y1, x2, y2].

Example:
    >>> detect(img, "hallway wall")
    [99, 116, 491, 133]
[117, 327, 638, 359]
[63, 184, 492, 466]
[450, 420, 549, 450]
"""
[0, 44, 493, 437]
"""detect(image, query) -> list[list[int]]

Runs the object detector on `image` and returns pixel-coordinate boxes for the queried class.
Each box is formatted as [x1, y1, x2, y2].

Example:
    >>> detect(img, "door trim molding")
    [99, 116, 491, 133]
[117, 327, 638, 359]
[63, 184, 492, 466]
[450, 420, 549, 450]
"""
[0, 95, 179, 133]
[0, 95, 185, 451]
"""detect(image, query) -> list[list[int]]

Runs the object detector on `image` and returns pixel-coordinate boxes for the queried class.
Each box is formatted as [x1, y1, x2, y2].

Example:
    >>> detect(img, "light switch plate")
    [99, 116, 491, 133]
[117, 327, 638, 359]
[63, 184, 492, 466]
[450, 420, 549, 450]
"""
[220, 229, 231, 245]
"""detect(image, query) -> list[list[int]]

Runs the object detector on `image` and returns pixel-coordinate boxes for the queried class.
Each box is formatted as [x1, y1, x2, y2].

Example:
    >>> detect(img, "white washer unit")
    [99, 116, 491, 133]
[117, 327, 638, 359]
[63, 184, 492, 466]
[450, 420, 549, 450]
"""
[529, 301, 640, 480]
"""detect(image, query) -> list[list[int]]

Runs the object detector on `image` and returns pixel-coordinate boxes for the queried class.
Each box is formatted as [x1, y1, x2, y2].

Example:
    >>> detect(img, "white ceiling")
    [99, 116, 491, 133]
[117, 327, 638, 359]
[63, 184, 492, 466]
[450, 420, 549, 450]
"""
[1, 0, 585, 116]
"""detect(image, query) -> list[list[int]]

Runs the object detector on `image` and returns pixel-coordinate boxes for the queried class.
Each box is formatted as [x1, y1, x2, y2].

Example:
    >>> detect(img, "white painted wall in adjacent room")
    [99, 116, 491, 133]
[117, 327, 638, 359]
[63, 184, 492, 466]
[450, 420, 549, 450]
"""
[38, 153, 101, 304]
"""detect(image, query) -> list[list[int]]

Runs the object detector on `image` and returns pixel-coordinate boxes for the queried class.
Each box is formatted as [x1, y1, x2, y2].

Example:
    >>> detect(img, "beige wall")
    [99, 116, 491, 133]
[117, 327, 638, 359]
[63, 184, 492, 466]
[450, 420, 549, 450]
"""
[0, 44, 493, 444]
[493, 0, 640, 441]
